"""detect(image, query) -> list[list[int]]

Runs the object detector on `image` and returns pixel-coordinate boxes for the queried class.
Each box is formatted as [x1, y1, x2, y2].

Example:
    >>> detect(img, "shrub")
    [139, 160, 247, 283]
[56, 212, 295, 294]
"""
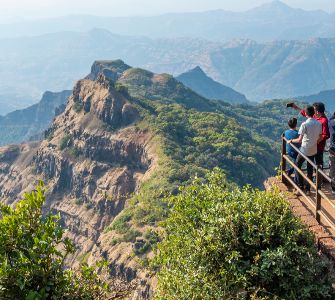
[0, 182, 110, 299]
[85, 201, 93, 210]
[155, 169, 334, 300]
[70, 146, 82, 158]
[59, 133, 72, 150]
[122, 229, 141, 243]
[73, 102, 83, 113]
[75, 198, 83, 205]
[110, 213, 132, 234]
[115, 82, 129, 96]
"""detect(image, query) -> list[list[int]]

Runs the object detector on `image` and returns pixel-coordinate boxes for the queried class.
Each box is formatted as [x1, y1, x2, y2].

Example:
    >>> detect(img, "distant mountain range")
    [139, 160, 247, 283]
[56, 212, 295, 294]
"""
[0, 29, 334, 113]
[294, 89, 335, 113]
[176, 67, 249, 104]
[0, 1, 334, 41]
[0, 90, 71, 146]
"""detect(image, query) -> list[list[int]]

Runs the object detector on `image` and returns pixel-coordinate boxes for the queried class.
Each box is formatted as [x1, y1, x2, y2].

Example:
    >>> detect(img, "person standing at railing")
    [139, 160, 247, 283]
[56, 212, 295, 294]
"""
[284, 117, 300, 175]
[290, 102, 330, 170]
[288, 106, 322, 194]
[329, 114, 335, 194]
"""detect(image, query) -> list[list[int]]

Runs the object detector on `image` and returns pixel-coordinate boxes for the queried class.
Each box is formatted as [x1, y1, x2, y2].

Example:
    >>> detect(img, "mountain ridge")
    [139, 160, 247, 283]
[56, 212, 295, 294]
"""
[0, 1, 333, 41]
[1, 30, 334, 109]
[0, 60, 282, 297]
[176, 66, 249, 104]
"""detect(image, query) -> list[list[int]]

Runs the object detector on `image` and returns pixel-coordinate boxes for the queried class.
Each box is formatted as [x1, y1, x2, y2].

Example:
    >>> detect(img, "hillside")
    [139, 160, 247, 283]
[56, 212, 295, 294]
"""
[0, 60, 280, 297]
[1, 30, 335, 111]
[0, 90, 71, 146]
[176, 67, 249, 104]
[0, 1, 333, 41]
[295, 89, 335, 112]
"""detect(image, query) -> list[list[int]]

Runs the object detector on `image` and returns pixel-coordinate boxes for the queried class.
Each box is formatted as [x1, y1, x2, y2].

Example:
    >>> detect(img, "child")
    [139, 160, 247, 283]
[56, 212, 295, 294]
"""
[284, 117, 300, 175]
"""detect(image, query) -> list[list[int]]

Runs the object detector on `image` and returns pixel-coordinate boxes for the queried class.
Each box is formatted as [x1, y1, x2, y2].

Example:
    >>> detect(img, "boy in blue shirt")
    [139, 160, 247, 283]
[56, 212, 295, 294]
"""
[284, 117, 300, 175]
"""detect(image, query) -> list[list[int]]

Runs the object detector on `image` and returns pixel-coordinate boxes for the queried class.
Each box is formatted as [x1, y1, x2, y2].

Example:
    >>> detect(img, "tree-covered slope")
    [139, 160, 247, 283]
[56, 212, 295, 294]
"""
[155, 169, 335, 299]
[91, 60, 280, 187]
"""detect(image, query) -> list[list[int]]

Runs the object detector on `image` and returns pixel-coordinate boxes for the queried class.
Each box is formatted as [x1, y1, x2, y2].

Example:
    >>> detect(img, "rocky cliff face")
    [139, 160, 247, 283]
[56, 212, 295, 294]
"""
[0, 68, 157, 298]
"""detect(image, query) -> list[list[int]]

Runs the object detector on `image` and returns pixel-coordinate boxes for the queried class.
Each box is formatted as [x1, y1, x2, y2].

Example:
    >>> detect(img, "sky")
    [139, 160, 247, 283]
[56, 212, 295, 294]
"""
[0, 0, 334, 22]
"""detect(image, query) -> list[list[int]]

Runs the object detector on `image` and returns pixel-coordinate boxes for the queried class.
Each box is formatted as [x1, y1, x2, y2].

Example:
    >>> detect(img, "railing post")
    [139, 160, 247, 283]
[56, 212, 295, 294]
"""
[281, 135, 287, 184]
[316, 166, 321, 223]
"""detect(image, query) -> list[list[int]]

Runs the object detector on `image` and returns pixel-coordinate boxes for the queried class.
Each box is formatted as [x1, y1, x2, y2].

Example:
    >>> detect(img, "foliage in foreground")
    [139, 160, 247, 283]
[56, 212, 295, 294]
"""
[155, 169, 334, 300]
[0, 183, 110, 300]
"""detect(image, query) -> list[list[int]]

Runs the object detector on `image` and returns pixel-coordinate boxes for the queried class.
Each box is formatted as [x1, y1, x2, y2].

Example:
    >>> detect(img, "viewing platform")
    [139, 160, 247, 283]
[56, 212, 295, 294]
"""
[266, 136, 335, 261]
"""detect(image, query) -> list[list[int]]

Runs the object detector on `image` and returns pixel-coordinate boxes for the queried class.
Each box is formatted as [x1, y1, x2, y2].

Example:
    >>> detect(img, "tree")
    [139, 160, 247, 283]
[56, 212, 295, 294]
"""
[0, 182, 109, 300]
[155, 169, 334, 300]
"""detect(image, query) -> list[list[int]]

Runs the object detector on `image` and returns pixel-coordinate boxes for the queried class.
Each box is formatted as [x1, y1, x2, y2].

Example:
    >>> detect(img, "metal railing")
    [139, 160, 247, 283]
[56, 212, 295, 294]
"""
[281, 135, 335, 234]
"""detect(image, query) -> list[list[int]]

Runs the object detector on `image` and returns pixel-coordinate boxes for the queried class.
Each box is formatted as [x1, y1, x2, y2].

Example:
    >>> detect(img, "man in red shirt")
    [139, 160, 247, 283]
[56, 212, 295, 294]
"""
[292, 102, 330, 168]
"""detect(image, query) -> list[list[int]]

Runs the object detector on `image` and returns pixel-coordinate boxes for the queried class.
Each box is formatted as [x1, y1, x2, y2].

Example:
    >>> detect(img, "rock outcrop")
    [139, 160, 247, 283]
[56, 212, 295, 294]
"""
[0, 66, 157, 298]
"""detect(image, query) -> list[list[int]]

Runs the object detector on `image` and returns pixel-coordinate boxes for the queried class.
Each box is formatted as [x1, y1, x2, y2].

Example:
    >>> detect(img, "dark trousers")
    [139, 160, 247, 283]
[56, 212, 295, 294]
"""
[294, 154, 315, 191]
[287, 151, 298, 175]
[314, 151, 324, 168]
[314, 150, 324, 187]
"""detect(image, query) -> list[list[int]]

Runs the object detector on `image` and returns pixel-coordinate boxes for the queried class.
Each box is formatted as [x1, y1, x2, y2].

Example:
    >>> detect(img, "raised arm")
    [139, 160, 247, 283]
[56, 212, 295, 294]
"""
[291, 103, 306, 117]
[292, 103, 302, 111]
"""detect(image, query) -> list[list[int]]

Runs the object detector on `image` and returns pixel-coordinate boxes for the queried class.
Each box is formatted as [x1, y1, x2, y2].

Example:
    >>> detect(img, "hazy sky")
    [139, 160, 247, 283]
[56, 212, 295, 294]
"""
[0, 0, 334, 22]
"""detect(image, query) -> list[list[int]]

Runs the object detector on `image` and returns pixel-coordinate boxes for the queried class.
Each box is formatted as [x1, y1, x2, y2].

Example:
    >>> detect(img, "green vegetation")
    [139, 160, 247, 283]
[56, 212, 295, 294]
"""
[148, 103, 277, 187]
[154, 169, 334, 300]
[59, 133, 72, 150]
[73, 101, 83, 113]
[74, 198, 83, 205]
[69, 146, 82, 158]
[133, 229, 160, 255]
[114, 82, 129, 96]
[0, 182, 110, 299]
[104, 69, 311, 267]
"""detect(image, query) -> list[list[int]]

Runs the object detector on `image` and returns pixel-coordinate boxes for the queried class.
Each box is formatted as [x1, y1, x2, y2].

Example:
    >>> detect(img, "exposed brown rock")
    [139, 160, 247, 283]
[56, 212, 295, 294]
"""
[0, 74, 157, 298]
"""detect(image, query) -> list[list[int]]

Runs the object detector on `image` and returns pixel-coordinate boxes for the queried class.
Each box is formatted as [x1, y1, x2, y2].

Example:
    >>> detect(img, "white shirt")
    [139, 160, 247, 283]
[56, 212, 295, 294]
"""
[299, 118, 322, 156]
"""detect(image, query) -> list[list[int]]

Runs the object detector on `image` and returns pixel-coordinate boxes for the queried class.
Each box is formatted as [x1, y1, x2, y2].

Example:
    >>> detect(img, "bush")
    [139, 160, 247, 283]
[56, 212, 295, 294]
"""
[59, 133, 72, 150]
[73, 102, 83, 113]
[115, 82, 129, 96]
[155, 169, 334, 300]
[110, 213, 132, 234]
[70, 146, 82, 158]
[0, 182, 110, 299]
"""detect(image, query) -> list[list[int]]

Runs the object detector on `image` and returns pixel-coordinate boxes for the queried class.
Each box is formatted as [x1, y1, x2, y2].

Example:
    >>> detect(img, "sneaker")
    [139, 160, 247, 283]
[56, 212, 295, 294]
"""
[305, 189, 311, 196]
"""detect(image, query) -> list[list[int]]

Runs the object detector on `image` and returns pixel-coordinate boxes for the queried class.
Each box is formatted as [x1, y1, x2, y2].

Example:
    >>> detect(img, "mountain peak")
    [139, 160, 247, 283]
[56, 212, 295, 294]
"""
[176, 68, 249, 104]
[191, 66, 206, 74]
[249, 0, 293, 13]
[87, 59, 131, 81]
